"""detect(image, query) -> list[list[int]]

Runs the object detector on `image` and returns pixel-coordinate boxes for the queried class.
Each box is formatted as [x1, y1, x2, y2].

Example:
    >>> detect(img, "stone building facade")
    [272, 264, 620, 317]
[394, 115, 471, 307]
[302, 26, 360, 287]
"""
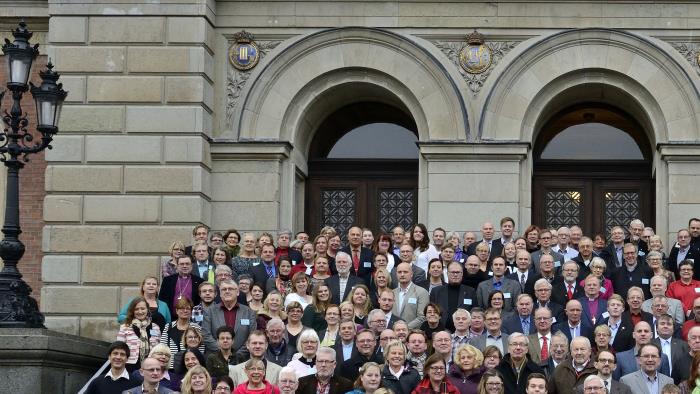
[3, 1, 700, 340]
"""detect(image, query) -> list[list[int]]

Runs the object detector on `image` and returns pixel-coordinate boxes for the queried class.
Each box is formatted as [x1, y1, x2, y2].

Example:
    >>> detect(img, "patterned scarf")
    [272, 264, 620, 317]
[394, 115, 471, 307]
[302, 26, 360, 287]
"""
[132, 318, 152, 362]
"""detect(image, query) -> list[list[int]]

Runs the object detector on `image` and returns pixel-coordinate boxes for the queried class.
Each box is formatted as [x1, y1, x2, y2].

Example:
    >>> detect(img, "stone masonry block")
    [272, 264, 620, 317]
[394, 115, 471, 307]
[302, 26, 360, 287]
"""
[85, 135, 162, 163]
[164, 136, 209, 164]
[60, 76, 85, 103]
[43, 225, 121, 253]
[43, 195, 82, 222]
[89, 17, 164, 43]
[87, 76, 163, 103]
[44, 135, 84, 162]
[210, 202, 278, 230]
[59, 105, 124, 133]
[167, 17, 211, 47]
[44, 316, 80, 336]
[165, 76, 213, 109]
[83, 195, 161, 223]
[124, 166, 206, 193]
[122, 226, 193, 253]
[80, 317, 122, 342]
[41, 255, 81, 283]
[128, 47, 213, 78]
[211, 172, 279, 202]
[125, 106, 208, 133]
[49, 17, 87, 43]
[82, 256, 159, 283]
[162, 195, 210, 223]
[41, 286, 119, 314]
[45, 165, 122, 192]
[51, 46, 125, 73]
[120, 286, 141, 308]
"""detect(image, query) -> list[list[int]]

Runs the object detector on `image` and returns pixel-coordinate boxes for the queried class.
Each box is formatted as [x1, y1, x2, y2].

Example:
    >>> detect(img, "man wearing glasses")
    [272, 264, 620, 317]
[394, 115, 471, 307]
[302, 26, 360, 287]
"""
[124, 357, 176, 394]
[278, 367, 299, 394]
[297, 347, 353, 394]
[340, 329, 382, 381]
[575, 350, 632, 394]
[429, 261, 476, 331]
[201, 279, 257, 359]
[620, 343, 673, 394]
[495, 333, 544, 394]
[667, 260, 700, 317]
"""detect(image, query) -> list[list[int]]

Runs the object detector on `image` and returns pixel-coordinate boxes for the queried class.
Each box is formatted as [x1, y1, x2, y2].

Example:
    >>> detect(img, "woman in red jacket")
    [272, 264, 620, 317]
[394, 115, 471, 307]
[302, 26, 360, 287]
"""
[234, 358, 280, 394]
[411, 354, 460, 394]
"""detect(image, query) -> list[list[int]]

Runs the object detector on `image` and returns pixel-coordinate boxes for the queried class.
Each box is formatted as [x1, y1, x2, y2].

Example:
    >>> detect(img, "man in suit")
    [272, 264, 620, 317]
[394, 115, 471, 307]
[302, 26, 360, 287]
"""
[578, 275, 608, 326]
[201, 279, 257, 359]
[470, 308, 509, 354]
[552, 226, 580, 262]
[528, 254, 561, 296]
[551, 261, 585, 307]
[668, 229, 700, 280]
[572, 237, 595, 280]
[653, 314, 690, 384]
[192, 241, 214, 282]
[548, 336, 597, 394]
[599, 294, 635, 353]
[327, 252, 361, 305]
[466, 221, 502, 260]
[613, 321, 670, 380]
[562, 299, 593, 344]
[531, 230, 565, 274]
[340, 226, 375, 285]
[528, 306, 559, 365]
[613, 244, 653, 300]
[600, 226, 627, 276]
[502, 294, 537, 335]
[251, 243, 278, 287]
[333, 319, 357, 366]
[123, 357, 176, 394]
[391, 262, 429, 329]
[377, 289, 401, 328]
[298, 347, 353, 394]
[159, 255, 204, 318]
[642, 275, 685, 325]
[508, 249, 537, 294]
[230, 330, 282, 386]
[619, 343, 674, 394]
[532, 278, 565, 324]
[625, 219, 649, 257]
[623, 286, 654, 330]
[339, 329, 382, 381]
[184, 224, 210, 259]
[429, 261, 476, 331]
[575, 352, 633, 394]
[391, 244, 428, 289]
[476, 257, 522, 312]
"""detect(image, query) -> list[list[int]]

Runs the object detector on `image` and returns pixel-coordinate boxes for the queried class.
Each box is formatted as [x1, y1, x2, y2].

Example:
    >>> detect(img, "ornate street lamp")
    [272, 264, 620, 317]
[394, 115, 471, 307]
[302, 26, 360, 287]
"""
[0, 21, 67, 327]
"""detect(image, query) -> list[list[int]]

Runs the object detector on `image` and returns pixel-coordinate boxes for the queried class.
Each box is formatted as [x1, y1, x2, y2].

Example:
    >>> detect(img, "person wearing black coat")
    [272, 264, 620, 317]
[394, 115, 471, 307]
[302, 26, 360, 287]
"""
[495, 335, 544, 394]
[380, 363, 421, 394]
[159, 256, 204, 318]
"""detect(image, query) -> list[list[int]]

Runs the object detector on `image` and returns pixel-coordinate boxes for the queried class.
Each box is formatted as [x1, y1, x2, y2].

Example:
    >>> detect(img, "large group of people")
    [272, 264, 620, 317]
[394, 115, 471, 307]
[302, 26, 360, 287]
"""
[86, 217, 700, 394]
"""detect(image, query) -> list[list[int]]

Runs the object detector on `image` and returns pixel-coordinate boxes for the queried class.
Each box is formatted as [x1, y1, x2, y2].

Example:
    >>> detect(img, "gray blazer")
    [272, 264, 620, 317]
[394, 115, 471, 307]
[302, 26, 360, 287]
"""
[620, 370, 673, 394]
[613, 347, 670, 381]
[575, 379, 633, 394]
[531, 250, 565, 274]
[642, 298, 685, 325]
[391, 283, 429, 329]
[202, 302, 258, 356]
[475, 277, 521, 311]
[469, 332, 509, 354]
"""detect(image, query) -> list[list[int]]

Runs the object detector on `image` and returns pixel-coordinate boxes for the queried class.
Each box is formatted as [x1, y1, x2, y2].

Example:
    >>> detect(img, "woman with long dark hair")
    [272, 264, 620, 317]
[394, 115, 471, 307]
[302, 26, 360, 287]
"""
[410, 223, 439, 273]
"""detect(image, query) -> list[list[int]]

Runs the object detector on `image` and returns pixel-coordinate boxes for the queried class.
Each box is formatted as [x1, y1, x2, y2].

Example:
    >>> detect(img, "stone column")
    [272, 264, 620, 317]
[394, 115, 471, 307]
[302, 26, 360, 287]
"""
[659, 145, 700, 246]
[42, 5, 214, 340]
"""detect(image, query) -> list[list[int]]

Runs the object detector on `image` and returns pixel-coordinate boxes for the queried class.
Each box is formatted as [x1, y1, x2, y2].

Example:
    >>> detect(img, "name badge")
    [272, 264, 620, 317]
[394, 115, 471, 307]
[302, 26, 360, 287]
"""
[305, 267, 313, 275]
[689, 259, 695, 264]
[638, 251, 646, 257]
[641, 278, 649, 285]
[602, 311, 610, 319]
[149, 329, 158, 337]
[252, 262, 260, 266]
[554, 261, 561, 267]
[460, 258, 465, 263]
[552, 317, 557, 323]
[364, 262, 372, 268]
[195, 315, 203, 322]
[503, 292, 512, 299]
[292, 260, 297, 265]
[241, 319, 250, 326]
[408, 297, 417, 304]
[464, 299, 472, 305]
[599, 287, 606, 294]
[695, 287, 700, 293]
[488, 271, 494, 276]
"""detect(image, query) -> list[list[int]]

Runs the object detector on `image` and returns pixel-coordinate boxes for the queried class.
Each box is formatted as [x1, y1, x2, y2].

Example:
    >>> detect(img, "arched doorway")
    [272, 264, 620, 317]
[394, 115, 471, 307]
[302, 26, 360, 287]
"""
[305, 102, 419, 240]
[532, 104, 654, 236]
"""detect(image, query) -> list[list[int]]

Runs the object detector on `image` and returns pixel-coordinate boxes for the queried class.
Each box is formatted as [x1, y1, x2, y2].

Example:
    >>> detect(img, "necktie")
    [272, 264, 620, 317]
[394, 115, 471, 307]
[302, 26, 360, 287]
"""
[604, 381, 608, 391]
[540, 336, 548, 361]
[352, 250, 360, 272]
[522, 319, 529, 334]
[567, 284, 573, 300]
[521, 273, 526, 289]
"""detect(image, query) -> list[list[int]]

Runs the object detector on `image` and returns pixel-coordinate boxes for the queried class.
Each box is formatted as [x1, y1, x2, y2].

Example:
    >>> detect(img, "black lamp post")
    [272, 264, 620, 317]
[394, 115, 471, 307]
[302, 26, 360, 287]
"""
[0, 21, 67, 327]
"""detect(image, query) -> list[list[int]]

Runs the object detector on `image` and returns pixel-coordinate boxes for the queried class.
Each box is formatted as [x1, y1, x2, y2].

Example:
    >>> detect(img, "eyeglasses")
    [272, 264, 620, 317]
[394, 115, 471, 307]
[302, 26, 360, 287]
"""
[638, 354, 659, 359]
[316, 360, 335, 365]
[597, 359, 615, 364]
[215, 386, 231, 392]
[509, 342, 528, 347]
[584, 387, 604, 392]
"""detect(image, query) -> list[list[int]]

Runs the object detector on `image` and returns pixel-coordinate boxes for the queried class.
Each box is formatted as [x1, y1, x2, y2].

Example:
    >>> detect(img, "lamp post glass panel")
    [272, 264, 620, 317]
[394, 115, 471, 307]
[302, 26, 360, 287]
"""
[0, 21, 67, 327]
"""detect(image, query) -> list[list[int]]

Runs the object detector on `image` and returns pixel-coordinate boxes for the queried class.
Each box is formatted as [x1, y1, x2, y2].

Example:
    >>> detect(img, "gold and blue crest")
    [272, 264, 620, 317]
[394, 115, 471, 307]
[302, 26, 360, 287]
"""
[459, 30, 492, 74]
[229, 31, 260, 71]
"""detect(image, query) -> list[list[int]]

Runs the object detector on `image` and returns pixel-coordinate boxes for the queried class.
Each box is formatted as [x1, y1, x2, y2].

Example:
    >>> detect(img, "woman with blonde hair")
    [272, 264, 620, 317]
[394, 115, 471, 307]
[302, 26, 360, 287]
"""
[256, 290, 287, 331]
[370, 267, 393, 309]
[348, 362, 383, 394]
[118, 275, 171, 326]
[476, 369, 504, 394]
[381, 340, 420, 394]
[172, 326, 205, 374]
[234, 358, 280, 394]
[347, 284, 372, 325]
[447, 344, 485, 394]
[162, 240, 186, 278]
[180, 364, 212, 394]
[232, 232, 261, 277]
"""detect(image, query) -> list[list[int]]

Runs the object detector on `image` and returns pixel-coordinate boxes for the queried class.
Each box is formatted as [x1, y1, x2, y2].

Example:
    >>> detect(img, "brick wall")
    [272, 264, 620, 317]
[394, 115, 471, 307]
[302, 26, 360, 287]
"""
[0, 55, 47, 304]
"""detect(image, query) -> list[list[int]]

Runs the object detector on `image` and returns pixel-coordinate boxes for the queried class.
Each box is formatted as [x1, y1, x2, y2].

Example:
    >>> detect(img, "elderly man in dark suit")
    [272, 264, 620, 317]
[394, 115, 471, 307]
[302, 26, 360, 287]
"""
[297, 347, 353, 394]
[502, 294, 537, 335]
[429, 261, 476, 331]
[668, 229, 700, 280]
[340, 226, 375, 285]
[201, 279, 257, 361]
[326, 251, 361, 305]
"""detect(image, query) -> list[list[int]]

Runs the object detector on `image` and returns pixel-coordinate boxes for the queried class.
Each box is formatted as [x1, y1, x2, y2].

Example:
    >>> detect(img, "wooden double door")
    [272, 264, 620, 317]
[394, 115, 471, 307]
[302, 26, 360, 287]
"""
[305, 160, 418, 240]
[532, 163, 654, 237]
